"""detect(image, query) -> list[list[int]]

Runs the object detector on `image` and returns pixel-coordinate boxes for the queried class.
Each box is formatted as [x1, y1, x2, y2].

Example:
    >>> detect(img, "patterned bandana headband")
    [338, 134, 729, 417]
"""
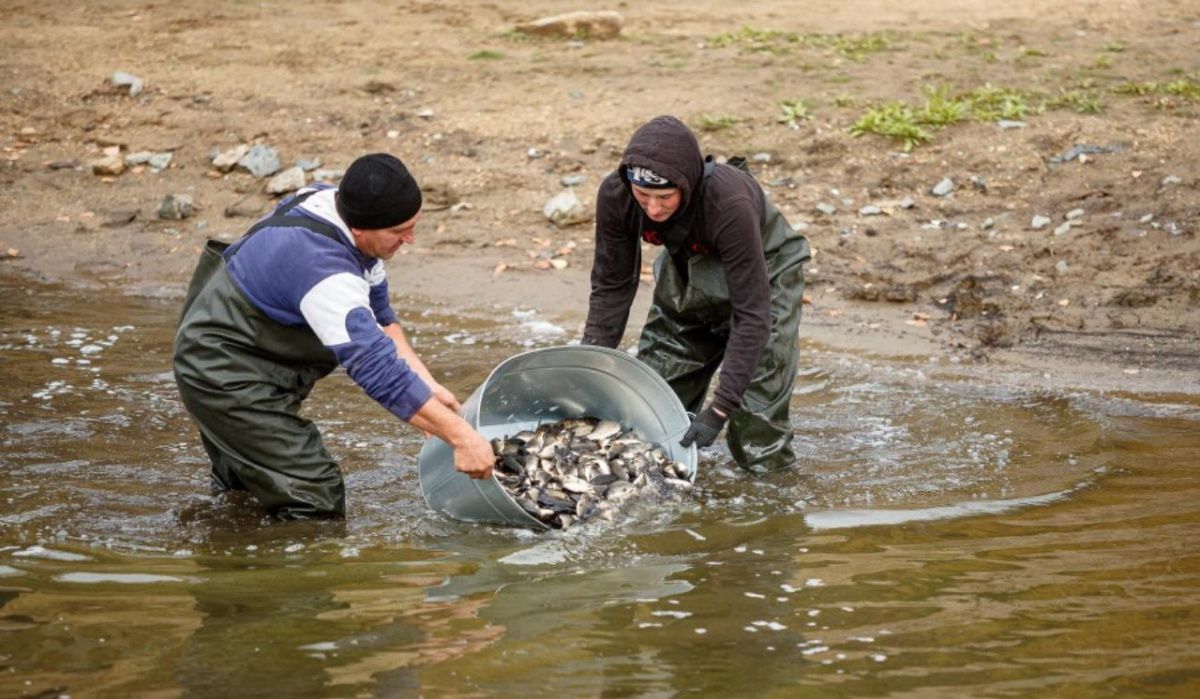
[626, 166, 674, 189]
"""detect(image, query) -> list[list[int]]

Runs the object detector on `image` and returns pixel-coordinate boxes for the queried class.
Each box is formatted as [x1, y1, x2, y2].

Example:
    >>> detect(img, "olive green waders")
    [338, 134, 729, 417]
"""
[638, 196, 810, 474]
[174, 236, 345, 520]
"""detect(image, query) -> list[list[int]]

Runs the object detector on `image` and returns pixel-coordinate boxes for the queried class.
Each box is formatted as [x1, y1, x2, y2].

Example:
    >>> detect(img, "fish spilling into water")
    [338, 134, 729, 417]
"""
[491, 416, 693, 529]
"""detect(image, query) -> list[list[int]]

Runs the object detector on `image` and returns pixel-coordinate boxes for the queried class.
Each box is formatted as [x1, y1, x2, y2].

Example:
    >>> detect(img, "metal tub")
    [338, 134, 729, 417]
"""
[418, 345, 697, 530]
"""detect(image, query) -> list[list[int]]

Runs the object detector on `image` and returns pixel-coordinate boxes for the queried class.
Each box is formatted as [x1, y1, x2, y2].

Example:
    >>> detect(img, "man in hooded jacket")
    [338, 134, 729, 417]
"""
[174, 152, 494, 520]
[582, 116, 811, 474]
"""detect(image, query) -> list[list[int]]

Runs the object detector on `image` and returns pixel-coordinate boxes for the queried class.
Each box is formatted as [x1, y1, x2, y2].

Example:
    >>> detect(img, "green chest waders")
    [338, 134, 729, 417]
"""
[637, 165, 811, 474]
[173, 196, 348, 519]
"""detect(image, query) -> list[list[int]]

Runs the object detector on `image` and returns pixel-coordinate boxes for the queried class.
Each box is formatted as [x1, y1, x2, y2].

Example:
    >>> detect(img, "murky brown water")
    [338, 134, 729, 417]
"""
[2, 273, 1198, 698]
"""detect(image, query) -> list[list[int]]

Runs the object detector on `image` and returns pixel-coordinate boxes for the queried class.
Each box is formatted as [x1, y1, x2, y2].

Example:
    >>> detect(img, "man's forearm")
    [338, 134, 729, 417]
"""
[408, 394, 473, 447]
[382, 322, 435, 385]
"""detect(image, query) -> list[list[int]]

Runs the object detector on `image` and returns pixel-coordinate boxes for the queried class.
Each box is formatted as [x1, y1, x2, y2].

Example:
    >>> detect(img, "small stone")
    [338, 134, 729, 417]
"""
[224, 196, 265, 218]
[515, 11, 624, 39]
[237, 144, 282, 178]
[311, 168, 344, 183]
[899, 197, 916, 209]
[858, 205, 882, 217]
[110, 71, 143, 96]
[752, 152, 772, 163]
[416, 108, 435, 119]
[981, 217, 995, 230]
[560, 175, 586, 187]
[157, 194, 195, 220]
[265, 166, 306, 195]
[543, 190, 588, 227]
[931, 178, 954, 197]
[212, 144, 249, 172]
[1161, 175, 1182, 186]
[386, 130, 400, 139]
[1053, 222, 1072, 236]
[1065, 208, 1085, 220]
[1055, 260, 1069, 274]
[815, 202, 837, 216]
[527, 148, 542, 159]
[91, 150, 125, 176]
[294, 157, 321, 171]
[147, 152, 172, 170]
[125, 151, 154, 165]
[1030, 215, 1052, 230]
[126, 151, 172, 171]
[996, 119, 1027, 130]
[969, 175, 987, 193]
[1139, 213, 1154, 223]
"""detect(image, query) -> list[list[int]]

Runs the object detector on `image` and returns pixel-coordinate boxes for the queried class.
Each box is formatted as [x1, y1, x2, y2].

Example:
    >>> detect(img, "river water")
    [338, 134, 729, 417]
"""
[1, 273, 1198, 698]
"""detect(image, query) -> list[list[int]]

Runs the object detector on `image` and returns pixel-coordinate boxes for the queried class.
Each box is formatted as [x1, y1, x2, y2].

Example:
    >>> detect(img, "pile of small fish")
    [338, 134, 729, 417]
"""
[491, 416, 693, 529]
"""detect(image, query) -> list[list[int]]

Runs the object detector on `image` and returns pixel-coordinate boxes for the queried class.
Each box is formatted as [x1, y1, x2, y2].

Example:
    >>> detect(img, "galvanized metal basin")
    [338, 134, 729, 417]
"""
[418, 345, 697, 529]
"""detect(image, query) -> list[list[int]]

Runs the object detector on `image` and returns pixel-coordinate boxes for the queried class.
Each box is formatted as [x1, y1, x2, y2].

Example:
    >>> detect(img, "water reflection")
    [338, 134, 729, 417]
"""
[2, 273, 1198, 697]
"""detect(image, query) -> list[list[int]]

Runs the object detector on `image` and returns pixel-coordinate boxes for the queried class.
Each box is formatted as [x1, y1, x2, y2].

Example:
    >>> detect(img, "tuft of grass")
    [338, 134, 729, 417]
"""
[1050, 88, 1104, 114]
[833, 94, 857, 108]
[708, 26, 894, 61]
[1102, 42, 1127, 53]
[709, 26, 798, 54]
[1163, 77, 1200, 99]
[1092, 54, 1113, 69]
[468, 49, 504, 60]
[916, 85, 969, 127]
[851, 83, 1041, 149]
[778, 98, 812, 127]
[1113, 76, 1200, 101]
[1015, 45, 1048, 66]
[818, 33, 893, 61]
[695, 113, 740, 132]
[851, 103, 934, 151]
[960, 84, 1038, 121]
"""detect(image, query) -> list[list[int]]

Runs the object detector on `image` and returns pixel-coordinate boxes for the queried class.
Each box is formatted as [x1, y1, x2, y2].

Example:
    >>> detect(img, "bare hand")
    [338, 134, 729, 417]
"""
[455, 432, 495, 480]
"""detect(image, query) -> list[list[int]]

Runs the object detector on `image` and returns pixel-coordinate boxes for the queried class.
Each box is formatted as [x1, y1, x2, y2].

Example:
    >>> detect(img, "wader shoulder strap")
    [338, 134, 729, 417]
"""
[725, 155, 769, 229]
[240, 189, 343, 246]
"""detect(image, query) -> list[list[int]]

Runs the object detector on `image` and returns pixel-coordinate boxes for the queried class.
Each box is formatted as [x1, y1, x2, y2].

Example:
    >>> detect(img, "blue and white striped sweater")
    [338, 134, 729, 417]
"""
[224, 185, 431, 420]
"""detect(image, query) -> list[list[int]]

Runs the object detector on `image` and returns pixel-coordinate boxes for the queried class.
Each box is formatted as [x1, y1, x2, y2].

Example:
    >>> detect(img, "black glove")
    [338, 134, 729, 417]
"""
[680, 406, 727, 449]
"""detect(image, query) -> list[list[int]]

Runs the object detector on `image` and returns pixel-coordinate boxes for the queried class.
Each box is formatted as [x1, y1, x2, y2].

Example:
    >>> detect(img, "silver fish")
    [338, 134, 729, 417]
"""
[490, 416, 693, 530]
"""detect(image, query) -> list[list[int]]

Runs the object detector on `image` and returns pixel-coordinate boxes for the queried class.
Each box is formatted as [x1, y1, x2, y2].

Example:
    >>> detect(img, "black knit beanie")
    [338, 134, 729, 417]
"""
[335, 153, 422, 230]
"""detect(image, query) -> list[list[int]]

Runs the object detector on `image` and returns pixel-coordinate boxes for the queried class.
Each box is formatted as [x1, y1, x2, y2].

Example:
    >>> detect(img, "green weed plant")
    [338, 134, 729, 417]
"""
[852, 84, 1040, 150]
[469, 49, 504, 60]
[709, 26, 894, 61]
[695, 114, 740, 132]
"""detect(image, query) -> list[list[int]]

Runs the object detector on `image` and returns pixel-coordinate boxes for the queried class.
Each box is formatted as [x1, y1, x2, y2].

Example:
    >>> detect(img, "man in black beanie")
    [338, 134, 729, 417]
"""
[173, 153, 495, 520]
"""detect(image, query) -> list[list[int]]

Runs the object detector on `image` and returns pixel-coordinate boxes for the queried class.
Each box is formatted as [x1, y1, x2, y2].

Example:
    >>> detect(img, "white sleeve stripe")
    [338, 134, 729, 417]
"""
[299, 273, 374, 346]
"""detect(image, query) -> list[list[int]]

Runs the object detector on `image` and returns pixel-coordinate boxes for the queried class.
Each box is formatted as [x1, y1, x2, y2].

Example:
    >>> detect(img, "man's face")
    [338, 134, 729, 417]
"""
[351, 212, 420, 260]
[631, 184, 682, 223]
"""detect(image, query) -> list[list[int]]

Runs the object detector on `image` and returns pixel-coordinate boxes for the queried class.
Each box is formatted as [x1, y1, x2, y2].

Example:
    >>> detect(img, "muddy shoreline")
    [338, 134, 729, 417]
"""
[2, 0, 1196, 400]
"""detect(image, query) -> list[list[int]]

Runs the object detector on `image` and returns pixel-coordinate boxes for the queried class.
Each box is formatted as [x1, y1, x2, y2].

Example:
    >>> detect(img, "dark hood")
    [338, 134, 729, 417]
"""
[618, 115, 704, 220]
